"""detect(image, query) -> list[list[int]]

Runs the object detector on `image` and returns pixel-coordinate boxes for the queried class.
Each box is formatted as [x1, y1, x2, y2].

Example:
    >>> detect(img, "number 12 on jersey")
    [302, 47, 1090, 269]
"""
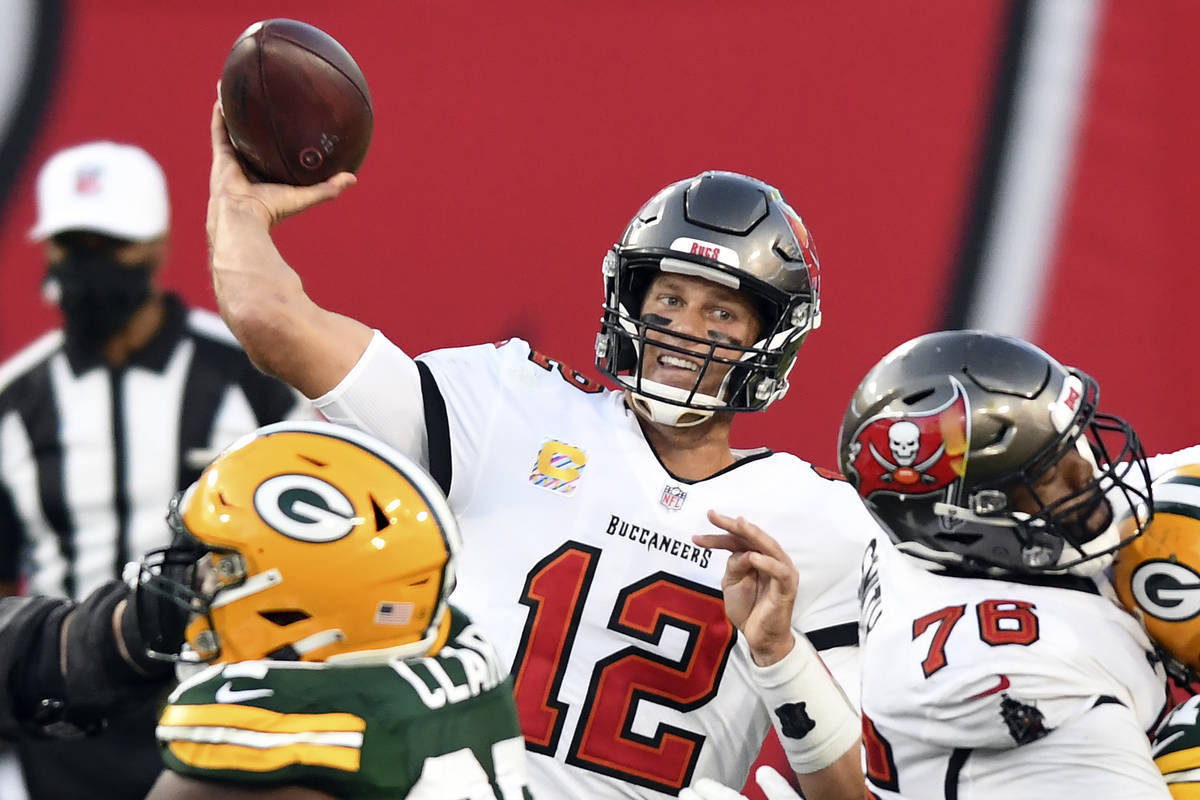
[509, 542, 737, 793]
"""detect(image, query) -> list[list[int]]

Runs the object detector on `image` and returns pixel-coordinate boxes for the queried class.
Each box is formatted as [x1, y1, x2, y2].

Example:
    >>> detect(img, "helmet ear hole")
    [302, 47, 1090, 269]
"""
[902, 389, 935, 405]
[370, 495, 390, 531]
[259, 610, 311, 626]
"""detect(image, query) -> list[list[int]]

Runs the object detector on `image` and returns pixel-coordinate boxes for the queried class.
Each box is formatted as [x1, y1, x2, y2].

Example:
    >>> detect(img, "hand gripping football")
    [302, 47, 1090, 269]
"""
[219, 18, 373, 185]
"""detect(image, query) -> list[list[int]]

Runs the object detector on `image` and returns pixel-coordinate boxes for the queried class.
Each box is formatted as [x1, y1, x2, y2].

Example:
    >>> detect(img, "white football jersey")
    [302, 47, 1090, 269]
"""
[321, 336, 875, 798]
[859, 534, 1172, 798]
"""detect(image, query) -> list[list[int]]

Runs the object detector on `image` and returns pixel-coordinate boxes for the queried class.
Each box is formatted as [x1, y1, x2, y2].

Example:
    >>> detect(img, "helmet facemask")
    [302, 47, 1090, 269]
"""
[137, 494, 228, 662]
[933, 382, 1154, 575]
[597, 251, 817, 427]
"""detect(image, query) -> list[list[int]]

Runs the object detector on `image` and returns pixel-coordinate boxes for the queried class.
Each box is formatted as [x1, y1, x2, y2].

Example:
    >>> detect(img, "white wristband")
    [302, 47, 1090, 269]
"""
[750, 633, 860, 774]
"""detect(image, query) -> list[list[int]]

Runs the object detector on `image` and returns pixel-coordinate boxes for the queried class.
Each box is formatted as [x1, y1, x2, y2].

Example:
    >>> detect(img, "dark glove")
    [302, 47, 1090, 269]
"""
[59, 580, 174, 722]
[10, 581, 173, 738]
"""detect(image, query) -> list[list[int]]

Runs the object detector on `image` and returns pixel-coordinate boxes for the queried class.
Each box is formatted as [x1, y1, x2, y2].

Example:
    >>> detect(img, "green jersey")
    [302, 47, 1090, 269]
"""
[1153, 693, 1200, 798]
[158, 607, 532, 799]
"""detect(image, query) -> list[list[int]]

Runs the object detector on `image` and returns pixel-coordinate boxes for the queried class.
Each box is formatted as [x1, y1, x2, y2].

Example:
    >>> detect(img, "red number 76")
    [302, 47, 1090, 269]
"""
[912, 600, 1039, 678]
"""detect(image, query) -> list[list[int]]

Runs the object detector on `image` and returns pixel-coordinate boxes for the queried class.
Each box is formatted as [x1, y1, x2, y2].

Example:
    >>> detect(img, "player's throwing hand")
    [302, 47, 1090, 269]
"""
[208, 97, 355, 234]
[694, 510, 798, 667]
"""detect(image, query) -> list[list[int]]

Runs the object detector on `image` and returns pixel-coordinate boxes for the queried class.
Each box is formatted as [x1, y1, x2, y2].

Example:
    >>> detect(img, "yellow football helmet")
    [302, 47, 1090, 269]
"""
[138, 420, 461, 665]
[1113, 463, 1200, 675]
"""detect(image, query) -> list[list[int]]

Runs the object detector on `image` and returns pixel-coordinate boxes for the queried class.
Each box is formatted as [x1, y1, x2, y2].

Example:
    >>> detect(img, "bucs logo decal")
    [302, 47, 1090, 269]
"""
[846, 379, 970, 499]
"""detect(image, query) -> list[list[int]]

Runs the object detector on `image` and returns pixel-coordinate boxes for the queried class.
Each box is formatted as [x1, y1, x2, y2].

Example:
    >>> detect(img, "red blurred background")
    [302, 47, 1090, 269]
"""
[0, 1, 1196, 795]
[2, 2, 1194, 459]
[0, 0, 1007, 468]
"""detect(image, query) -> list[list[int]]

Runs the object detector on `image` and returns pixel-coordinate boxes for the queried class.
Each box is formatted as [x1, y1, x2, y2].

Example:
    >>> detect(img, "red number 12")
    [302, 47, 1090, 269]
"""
[510, 542, 736, 793]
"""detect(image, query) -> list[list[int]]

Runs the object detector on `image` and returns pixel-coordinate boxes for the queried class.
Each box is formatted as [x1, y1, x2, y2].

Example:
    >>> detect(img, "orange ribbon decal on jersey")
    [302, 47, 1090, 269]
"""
[529, 440, 588, 496]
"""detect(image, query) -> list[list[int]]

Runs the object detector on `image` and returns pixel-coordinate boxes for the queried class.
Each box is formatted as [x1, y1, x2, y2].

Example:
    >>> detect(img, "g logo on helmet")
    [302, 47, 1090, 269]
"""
[254, 474, 358, 543]
[1129, 559, 1200, 621]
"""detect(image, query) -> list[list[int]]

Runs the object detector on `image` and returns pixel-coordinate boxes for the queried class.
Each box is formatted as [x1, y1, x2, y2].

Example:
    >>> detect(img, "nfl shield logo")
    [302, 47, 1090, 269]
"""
[660, 485, 687, 511]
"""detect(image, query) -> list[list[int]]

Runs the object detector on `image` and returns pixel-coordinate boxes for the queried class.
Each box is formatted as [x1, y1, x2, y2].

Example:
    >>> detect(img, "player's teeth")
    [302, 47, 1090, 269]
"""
[660, 355, 697, 371]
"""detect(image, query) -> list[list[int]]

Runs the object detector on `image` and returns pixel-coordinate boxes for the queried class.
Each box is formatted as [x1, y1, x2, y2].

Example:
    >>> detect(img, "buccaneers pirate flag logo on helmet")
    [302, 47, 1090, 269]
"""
[845, 378, 970, 500]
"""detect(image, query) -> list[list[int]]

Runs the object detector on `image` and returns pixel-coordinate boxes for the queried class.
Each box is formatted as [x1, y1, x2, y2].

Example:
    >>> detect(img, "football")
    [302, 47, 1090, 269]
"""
[219, 18, 373, 186]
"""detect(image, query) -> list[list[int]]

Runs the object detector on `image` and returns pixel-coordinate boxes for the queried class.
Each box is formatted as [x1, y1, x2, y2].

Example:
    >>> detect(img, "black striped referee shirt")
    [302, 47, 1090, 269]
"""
[0, 293, 305, 599]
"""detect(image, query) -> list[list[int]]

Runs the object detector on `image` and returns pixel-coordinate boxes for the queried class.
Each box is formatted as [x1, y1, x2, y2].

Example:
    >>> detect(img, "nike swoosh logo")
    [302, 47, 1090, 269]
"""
[214, 681, 275, 704]
[967, 674, 1011, 700]
[1152, 730, 1185, 756]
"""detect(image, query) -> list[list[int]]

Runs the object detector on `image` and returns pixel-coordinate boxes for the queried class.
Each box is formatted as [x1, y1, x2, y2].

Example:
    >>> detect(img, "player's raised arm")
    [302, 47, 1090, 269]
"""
[206, 99, 372, 399]
[695, 512, 863, 800]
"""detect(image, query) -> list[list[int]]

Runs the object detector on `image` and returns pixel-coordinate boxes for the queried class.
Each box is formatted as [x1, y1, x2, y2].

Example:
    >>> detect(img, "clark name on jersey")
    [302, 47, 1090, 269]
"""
[158, 608, 532, 798]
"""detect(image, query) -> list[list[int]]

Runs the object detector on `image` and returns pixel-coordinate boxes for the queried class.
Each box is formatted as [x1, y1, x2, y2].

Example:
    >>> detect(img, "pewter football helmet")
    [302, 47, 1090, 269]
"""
[595, 170, 820, 426]
[838, 330, 1152, 575]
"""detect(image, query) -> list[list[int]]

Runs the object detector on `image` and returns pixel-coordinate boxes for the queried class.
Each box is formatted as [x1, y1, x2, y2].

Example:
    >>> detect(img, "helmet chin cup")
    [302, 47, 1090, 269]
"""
[623, 377, 721, 427]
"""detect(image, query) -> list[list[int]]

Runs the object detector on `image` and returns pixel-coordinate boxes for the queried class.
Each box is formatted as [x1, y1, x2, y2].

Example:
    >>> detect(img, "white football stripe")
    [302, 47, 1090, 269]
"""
[157, 724, 363, 750]
[1164, 767, 1200, 783]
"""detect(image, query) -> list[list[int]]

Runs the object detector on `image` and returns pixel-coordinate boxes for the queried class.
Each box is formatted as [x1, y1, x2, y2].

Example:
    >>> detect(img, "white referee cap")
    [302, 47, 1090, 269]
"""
[29, 140, 169, 242]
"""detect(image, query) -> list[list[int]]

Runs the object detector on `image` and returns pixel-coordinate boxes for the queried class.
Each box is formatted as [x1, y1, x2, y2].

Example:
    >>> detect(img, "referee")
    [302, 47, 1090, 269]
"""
[0, 141, 308, 799]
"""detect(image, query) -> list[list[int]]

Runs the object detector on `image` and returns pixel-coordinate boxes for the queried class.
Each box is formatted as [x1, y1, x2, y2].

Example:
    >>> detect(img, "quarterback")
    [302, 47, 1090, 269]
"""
[205, 97, 868, 799]
[139, 421, 531, 799]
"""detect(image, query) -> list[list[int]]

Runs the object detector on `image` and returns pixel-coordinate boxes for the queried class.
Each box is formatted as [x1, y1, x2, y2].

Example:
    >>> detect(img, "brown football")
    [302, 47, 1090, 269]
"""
[219, 19, 372, 186]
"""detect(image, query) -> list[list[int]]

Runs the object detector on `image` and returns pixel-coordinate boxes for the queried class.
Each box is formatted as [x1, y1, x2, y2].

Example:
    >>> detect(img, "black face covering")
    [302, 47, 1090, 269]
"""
[43, 250, 155, 355]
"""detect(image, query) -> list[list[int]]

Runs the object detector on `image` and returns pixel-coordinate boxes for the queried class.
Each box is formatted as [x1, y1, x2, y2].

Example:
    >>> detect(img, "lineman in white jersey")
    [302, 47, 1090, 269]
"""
[837, 330, 1171, 799]
[204, 99, 866, 799]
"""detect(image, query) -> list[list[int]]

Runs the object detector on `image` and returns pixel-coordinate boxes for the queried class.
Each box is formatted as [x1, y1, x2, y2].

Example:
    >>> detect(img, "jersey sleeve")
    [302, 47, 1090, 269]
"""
[412, 338, 543, 506]
[313, 334, 536, 503]
[312, 330, 431, 473]
[1151, 695, 1200, 795]
[157, 664, 372, 796]
[158, 615, 530, 799]
[786, 472, 876, 648]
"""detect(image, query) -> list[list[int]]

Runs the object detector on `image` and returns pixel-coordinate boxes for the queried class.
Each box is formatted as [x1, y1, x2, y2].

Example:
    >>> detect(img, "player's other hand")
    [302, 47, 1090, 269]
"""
[207, 97, 355, 234]
[694, 510, 797, 667]
[680, 767, 803, 800]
